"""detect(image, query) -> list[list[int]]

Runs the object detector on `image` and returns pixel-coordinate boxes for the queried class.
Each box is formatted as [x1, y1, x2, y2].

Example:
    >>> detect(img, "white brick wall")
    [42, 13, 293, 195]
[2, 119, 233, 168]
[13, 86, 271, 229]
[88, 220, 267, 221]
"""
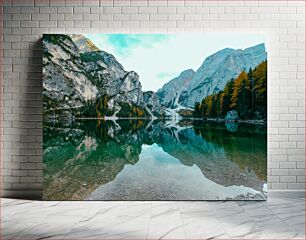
[1, 0, 305, 198]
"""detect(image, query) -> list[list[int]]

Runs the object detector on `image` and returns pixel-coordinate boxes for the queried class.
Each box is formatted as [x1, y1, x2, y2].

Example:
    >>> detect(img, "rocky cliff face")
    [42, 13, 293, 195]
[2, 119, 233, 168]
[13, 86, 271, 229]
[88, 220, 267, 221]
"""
[143, 91, 163, 117]
[158, 44, 267, 108]
[157, 69, 194, 108]
[43, 34, 96, 110]
[43, 34, 148, 116]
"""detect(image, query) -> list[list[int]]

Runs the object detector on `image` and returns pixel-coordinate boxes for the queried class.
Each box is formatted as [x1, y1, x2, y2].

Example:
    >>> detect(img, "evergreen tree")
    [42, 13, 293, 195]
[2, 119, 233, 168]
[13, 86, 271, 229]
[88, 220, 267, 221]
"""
[205, 95, 214, 116]
[95, 94, 109, 118]
[230, 71, 251, 119]
[248, 67, 255, 114]
[220, 79, 234, 116]
[194, 102, 201, 118]
[192, 61, 267, 120]
[215, 91, 223, 116]
[253, 61, 267, 116]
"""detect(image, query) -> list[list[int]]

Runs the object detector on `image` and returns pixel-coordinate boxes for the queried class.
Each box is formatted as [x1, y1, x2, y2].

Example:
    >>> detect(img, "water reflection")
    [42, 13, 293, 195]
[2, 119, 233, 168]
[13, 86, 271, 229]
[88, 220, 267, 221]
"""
[43, 119, 267, 200]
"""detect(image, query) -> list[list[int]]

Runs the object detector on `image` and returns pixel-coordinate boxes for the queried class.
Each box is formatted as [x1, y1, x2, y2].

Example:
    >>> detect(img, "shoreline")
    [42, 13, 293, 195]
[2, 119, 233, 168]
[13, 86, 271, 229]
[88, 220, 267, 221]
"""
[47, 116, 267, 125]
[193, 117, 267, 125]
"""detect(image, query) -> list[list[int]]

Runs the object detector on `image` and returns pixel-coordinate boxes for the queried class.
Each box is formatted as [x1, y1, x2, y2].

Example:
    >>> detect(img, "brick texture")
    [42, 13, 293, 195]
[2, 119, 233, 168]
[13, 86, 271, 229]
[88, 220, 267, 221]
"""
[0, 0, 305, 197]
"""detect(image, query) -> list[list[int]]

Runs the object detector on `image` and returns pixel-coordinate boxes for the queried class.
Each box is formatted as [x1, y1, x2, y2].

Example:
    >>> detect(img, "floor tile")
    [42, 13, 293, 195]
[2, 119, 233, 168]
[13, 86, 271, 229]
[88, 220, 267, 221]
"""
[1, 198, 305, 240]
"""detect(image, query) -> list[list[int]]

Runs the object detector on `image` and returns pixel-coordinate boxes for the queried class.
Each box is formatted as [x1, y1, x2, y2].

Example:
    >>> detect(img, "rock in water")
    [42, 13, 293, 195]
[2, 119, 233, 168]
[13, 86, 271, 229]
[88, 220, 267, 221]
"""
[225, 122, 239, 133]
[225, 110, 239, 122]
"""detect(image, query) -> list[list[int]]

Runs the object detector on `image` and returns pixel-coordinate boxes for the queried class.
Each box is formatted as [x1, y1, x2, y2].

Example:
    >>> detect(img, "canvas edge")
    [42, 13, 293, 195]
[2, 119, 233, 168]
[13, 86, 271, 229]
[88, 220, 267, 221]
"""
[1, 190, 304, 200]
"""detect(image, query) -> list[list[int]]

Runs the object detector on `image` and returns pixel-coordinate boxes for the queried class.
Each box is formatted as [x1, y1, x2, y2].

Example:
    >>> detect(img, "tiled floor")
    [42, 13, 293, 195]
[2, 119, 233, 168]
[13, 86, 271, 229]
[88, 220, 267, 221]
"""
[1, 197, 305, 239]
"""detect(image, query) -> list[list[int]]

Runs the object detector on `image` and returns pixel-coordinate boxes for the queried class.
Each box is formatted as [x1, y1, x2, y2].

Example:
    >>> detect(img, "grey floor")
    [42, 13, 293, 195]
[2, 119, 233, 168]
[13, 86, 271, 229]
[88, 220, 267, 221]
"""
[2, 197, 305, 239]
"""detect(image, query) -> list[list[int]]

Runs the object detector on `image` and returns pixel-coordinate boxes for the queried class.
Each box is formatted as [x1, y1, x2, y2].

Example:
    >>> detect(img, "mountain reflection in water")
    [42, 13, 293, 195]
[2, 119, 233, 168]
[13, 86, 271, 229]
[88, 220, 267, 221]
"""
[43, 119, 267, 200]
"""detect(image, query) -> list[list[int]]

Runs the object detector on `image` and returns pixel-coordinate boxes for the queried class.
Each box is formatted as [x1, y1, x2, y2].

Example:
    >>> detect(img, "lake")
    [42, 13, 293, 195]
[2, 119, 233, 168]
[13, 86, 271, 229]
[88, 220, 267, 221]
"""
[43, 119, 267, 200]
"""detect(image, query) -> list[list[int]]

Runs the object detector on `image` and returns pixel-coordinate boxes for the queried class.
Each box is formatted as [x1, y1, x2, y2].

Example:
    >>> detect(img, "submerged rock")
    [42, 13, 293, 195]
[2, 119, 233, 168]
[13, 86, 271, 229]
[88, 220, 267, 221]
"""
[225, 122, 239, 132]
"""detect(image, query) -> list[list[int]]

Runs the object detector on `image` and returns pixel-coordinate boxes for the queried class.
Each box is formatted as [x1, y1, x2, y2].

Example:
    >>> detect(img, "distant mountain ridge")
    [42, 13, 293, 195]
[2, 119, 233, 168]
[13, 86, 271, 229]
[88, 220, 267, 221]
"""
[157, 43, 267, 108]
[157, 69, 194, 108]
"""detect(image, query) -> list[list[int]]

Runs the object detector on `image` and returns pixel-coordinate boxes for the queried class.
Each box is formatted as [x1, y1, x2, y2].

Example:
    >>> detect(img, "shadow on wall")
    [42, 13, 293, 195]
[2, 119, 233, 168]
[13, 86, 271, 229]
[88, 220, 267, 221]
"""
[6, 39, 44, 200]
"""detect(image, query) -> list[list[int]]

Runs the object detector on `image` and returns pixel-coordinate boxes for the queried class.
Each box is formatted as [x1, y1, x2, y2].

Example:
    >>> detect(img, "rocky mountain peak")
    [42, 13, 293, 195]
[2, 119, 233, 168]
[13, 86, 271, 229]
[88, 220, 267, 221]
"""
[179, 69, 195, 78]
[70, 34, 100, 52]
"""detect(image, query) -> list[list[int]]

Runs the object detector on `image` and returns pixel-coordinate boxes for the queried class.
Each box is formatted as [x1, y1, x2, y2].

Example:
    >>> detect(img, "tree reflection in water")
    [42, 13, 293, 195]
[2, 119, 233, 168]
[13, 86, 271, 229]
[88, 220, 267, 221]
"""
[43, 119, 267, 200]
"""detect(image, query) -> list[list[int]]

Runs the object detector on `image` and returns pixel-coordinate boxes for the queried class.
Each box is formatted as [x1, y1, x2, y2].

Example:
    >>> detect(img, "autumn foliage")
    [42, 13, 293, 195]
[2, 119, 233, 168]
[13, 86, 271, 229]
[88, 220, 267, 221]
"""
[194, 61, 267, 120]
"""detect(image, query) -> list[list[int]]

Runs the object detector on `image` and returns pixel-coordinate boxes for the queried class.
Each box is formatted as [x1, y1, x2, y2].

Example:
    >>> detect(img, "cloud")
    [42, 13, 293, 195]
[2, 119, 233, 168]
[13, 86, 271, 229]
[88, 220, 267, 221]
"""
[156, 72, 178, 79]
[88, 34, 173, 56]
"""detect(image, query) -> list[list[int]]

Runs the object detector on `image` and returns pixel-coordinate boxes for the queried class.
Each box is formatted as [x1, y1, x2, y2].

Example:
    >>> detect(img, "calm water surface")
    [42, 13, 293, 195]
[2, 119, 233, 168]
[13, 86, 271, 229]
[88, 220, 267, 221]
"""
[43, 119, 267, 200]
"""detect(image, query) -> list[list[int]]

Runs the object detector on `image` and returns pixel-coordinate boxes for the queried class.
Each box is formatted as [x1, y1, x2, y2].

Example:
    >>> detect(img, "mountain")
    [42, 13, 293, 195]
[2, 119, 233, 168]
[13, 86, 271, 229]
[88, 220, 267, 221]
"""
[70, 34, 100, 52]
[158, 44, 267, 108]
[43, 34, 267, 120]
[43, 34, 97, 110]
[143, 91, 163, 117]
[43, 34, 147, 118]
[157, 69, 194, 108]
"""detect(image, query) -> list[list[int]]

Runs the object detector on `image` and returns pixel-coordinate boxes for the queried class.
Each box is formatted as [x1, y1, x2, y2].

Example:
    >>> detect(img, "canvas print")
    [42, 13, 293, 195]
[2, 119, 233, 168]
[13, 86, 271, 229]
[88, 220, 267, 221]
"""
[43, 33, 267, 200]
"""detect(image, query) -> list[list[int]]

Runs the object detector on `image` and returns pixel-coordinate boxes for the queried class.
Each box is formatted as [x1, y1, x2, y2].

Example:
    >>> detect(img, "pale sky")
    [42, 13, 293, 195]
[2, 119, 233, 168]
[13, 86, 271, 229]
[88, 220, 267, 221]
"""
[85, 33, 266, 92]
